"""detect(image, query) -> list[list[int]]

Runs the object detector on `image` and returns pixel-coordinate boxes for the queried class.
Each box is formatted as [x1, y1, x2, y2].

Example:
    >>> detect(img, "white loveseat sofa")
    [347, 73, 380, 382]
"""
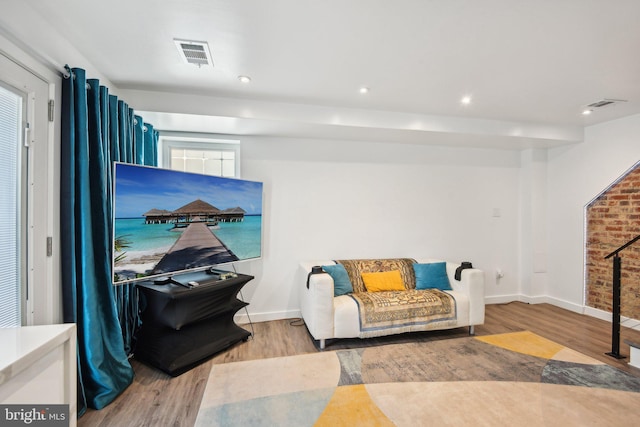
[300, 258, 485, 349]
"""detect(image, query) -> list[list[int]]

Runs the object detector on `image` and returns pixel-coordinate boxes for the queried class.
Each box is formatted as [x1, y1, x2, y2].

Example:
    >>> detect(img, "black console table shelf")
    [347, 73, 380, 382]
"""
[134, 272, 253, 376]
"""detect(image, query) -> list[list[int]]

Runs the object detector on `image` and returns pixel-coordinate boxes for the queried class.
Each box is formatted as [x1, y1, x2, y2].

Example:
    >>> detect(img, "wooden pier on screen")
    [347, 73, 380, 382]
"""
[151, 220, 238, 275]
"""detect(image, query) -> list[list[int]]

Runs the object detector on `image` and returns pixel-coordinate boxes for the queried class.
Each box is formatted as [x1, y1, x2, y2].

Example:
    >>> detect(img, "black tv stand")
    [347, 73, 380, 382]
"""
[153, 276, 191, 288]
[135, 272, 253, 376]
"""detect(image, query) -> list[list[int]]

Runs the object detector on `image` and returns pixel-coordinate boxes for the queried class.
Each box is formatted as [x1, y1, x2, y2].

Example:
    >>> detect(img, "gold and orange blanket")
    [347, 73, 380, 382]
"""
[349, 289, 457, 338]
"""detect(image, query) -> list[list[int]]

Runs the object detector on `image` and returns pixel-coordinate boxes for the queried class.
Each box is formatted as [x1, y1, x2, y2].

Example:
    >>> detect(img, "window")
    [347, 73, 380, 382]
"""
[0, 83, 23, 327]
[170, 148, 236, 177]
[159, 133, 240, 177]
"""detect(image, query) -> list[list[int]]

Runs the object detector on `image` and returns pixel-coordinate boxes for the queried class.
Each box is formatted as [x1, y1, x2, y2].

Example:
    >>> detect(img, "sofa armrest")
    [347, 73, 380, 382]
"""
[415, 258, 485, 326]
[299, 262, 336, 341]
[450, 267, 485, 325]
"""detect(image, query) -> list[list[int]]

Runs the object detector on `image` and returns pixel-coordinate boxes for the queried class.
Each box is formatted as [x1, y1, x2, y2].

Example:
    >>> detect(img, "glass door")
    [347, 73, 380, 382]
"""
[0, 51, 53, 325]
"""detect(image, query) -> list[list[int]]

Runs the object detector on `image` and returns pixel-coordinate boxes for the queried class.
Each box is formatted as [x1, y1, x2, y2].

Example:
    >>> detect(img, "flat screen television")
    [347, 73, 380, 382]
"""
[112, 162, 263, 285]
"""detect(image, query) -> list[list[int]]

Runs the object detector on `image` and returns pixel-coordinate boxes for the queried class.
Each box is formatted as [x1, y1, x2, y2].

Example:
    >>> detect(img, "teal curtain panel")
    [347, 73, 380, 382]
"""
[60, 66, 158, 415]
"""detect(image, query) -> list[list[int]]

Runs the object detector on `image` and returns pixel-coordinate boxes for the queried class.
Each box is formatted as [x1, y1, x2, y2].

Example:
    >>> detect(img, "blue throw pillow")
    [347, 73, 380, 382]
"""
[414, 262, 452, 291]
[322, 264, 353, 296]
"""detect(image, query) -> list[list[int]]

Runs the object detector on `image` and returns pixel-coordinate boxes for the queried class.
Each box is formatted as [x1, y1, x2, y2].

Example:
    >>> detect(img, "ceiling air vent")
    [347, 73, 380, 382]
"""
[586, 98, 627, 109]
[174, 39, 213, 67]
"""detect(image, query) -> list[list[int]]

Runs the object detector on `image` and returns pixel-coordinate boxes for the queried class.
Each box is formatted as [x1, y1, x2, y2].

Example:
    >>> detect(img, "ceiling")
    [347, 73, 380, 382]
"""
[2, 0, 640, 149]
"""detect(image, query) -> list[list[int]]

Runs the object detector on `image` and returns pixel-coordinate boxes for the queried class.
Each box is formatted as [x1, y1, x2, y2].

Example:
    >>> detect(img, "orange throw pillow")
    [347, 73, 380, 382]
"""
[361, 270, 405, 292]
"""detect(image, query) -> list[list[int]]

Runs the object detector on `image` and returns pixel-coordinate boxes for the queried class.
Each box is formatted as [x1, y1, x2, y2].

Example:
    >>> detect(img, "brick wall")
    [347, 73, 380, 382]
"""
[586, 164, 640, 320]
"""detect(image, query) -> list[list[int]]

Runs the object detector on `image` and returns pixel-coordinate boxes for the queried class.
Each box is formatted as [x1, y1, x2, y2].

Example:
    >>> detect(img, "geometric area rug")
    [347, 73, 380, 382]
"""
[195, 331, 640, 426]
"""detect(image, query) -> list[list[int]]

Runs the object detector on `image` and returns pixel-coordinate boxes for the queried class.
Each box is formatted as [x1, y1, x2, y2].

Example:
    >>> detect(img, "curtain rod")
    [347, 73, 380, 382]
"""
[63, 65, 90, 89]
[63, 67, 99, 90]
[63, 65, 148, 123]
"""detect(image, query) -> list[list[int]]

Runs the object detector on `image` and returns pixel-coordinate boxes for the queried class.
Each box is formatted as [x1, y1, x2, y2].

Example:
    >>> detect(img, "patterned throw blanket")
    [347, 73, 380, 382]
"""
[349, 289, 457, 338]
[336, 258, 417, 293]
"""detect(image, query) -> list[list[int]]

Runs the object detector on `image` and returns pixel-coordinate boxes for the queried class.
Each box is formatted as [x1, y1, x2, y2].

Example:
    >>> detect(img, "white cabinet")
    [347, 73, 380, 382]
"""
[0, 324, 76, 426]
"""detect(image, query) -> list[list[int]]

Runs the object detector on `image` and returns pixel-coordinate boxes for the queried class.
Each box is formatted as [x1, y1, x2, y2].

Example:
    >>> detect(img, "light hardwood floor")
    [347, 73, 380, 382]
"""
[78, 302, 640, 426]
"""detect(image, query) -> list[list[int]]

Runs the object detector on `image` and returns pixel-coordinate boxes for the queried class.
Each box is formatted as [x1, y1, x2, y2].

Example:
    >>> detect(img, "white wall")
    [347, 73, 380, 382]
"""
[517, 149, 549, 304]
[237, 114, 640, 323]
[547, 113, 640, 313]
[233, 136, 522, 321]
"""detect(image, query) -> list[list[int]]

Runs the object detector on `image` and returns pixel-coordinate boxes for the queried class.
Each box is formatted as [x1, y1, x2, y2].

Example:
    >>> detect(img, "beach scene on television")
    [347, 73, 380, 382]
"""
[113, 162, 263, 284]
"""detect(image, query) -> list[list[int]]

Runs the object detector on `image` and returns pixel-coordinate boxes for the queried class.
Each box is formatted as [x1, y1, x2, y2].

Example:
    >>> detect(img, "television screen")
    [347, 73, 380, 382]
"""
[112, 162, 263, 284]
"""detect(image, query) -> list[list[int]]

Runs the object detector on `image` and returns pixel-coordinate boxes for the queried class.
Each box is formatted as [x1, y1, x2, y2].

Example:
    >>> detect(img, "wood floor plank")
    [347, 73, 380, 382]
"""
[78, 302, 640, 426]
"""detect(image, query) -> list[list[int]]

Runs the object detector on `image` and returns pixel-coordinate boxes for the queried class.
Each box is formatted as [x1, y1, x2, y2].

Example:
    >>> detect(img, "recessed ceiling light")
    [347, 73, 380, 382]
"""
[582, 109, 592, 115]
[359, 87, 369, 94]
[238, 75, 251, 83]
[461, 95, 472, 105]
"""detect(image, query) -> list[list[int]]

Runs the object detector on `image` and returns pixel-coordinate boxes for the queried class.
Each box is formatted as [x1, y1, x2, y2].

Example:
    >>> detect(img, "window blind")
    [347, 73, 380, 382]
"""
[0, 84, 21, 327]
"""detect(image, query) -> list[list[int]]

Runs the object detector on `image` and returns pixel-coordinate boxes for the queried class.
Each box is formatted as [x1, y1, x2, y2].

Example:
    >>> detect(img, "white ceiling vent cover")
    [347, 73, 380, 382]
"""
[586, 98, 627, 109]
[174, 39, 213, 67]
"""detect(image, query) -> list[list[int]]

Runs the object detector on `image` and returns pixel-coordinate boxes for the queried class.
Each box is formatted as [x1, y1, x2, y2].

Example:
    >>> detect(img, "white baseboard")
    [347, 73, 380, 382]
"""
[584, 305, 610, 321]
[484, 294, 524, 305]
[537, 295, 584, 314]
[519, 295, 549, 305]
[484, 294, 549, 305]
[235, 309, 302, 325]
[583, 305, 640, 331]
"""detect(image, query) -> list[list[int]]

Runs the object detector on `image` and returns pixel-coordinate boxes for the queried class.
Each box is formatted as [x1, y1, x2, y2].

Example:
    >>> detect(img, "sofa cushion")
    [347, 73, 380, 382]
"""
[414, 262, 452, 291]
[361, 270, 405, 292]
[322, 264, 353, 296]
[336, 258, 416, 293]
